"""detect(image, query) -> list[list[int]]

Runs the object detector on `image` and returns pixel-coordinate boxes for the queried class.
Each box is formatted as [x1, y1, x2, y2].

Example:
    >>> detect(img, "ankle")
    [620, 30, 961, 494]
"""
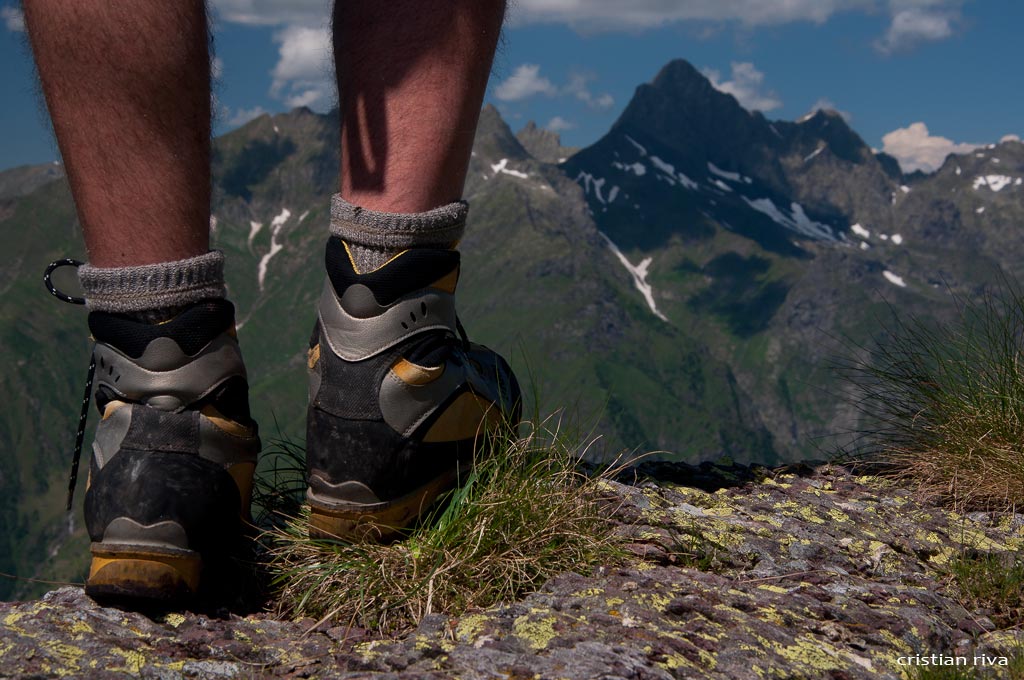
[78, 250, 226, 322]
[329, 195, 467, 273]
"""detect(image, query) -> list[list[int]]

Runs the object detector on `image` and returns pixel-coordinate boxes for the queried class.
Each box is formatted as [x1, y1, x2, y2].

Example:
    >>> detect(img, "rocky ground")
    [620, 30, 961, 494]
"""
[3, 461, 1024, 679]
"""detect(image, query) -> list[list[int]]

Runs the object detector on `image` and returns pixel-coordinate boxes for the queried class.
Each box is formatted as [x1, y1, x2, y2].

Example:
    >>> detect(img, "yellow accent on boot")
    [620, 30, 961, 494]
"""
[308, 343, 321, 370]
[308, 467, 462, 542]
[228, 461, 257, 521]
[87, 547, 202, 599]
[423, 392, 502, 443]
[429, 267, 460, 293]
[101, 400, 128, 420]
[390, 357, 444, 386]
[200, 404, 255, 438]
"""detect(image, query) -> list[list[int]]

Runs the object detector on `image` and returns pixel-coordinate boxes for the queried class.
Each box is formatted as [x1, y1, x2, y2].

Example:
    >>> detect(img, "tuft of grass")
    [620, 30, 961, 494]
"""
[263, 415, 628, 634]
[251, 435, 308, 530]
[835, 279, 1024, 511]
[947, 551, 1024, 630]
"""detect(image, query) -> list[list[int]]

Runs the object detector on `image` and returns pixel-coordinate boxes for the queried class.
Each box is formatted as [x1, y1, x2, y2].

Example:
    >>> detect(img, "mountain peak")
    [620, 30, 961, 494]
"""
[611, 58, 765, 165]
[474, 105, 530, 163]
[650, 59, 715, 92]
[516, 121, 577, 164]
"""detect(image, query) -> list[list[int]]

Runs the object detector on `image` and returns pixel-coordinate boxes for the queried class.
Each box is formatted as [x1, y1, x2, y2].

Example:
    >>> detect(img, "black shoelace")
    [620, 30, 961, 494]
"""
[44, 258, 92, 511]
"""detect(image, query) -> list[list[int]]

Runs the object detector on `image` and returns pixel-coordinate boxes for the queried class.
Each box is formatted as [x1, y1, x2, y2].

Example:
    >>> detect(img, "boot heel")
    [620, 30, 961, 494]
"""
[307, 468, 461, 542]
[86, 543, 201, 603]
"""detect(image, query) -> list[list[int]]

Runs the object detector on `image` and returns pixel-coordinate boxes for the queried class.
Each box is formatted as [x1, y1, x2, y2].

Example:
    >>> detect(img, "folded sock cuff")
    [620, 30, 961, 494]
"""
[78, 250, 226, 313]
[329, 194, 468, 250]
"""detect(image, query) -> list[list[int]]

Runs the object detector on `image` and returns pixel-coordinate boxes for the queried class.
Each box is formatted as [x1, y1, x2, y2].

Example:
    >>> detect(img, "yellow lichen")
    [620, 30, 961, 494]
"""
[512, 614, 559, 651]
[757, 584, 790, 594]
[827, 508, 850, 523]
[659, 652, 698, 670]
[774, 636, 843, 671]
[41, 640, 85, 674]
[571, 588, 604, 598]
[68, 620, 93, 636]
[455, 614, 491, 642]
[110, 648, 146, 674]
[164, 613, 186, 629]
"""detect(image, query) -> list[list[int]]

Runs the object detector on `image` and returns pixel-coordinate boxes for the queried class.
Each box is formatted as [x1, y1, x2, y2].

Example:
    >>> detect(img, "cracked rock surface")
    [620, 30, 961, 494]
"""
[3, 462, 1023, 678]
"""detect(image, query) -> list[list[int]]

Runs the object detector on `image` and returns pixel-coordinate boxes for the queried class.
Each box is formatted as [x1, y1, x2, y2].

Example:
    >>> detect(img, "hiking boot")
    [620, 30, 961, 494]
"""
[82, 299, 260, 603]
[306, 238, 521, 541]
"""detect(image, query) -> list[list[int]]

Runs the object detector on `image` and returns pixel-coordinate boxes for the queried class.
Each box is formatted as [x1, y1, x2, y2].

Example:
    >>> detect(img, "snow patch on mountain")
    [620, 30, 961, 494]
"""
[707, 162, 751, 184]
[883, 271, 907, 288]
[491, 158, 529, 179]
[851, 223, 870, 239]
[676, 172, 699, 190]
[607, 186, 620, 204]
[576, 171, 608, 204]
[710, 179, 733, 192]
[972, 175, 1020, 192]
[270, 208, 291, 229]
[636, 155, 697, 190]
[891, 234, 904, 245]
[742, 197, 836, 240]
[624, 135, 647, 156]
[248, 221, 263, 248]
[976, 206, 985, 214]
[803, 145, 825, 163]
[613, 161, 646, 176]
[599, 233, 667, 322]
[298, 210, 310, 223]
[649, 156, 675, 177]
[258, 208, 290, 291]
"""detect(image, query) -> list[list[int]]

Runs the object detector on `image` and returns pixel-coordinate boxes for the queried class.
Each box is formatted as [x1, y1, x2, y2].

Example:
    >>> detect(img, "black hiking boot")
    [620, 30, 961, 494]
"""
[81, 299, 260, 604]
[306, 237, 521, 541]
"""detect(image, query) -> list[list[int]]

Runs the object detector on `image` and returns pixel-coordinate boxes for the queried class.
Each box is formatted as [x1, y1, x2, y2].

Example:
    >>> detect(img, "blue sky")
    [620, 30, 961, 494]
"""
[2, 1, 1020, 173]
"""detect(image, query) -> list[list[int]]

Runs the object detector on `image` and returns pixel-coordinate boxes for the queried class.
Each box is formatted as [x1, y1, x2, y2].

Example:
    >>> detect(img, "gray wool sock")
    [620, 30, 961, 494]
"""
[329, 194, 468, 273]
[78, 250, 226, 321]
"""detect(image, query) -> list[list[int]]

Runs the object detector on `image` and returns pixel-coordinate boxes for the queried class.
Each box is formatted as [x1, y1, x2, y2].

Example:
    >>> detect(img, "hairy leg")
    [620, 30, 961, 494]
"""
[24, 1, 211, 267]
[333, 0, 506, 213]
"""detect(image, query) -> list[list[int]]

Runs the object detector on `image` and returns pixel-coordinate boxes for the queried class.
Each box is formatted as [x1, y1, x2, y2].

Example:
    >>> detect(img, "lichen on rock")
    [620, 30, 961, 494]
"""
[2, 462, 1023, 678]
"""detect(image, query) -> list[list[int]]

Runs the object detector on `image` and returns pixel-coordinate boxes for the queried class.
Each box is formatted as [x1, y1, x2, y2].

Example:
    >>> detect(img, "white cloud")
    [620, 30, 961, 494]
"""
[211, 0, 329, 27]
[1001, 134, 1021, 144]
[807, 97, 852, 123]
[564, 73, 615, 110]
[875, 4, 958, 53]
[226, 105, 268, 128]
[269, 25, 333, 111]
[508, 0, 870, 30]
[494, 64, 557, 102]
[507, 1, 964, 53]
[881, 122, 979, 173]
[703, 62, 781, 112]
[546, 116, 575, 132]
[2, 6, 24, 32]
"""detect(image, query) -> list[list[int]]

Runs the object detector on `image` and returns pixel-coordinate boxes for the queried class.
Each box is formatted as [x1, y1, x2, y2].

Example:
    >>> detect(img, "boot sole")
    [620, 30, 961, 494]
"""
[85, 543, 201, 604]
[307, 466, 466, 542]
